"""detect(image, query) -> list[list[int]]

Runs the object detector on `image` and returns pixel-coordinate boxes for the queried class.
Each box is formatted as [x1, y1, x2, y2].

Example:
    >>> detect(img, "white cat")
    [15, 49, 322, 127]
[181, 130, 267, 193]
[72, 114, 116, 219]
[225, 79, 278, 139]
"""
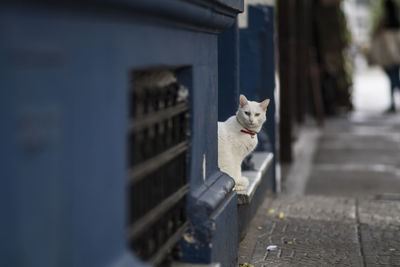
[218, 95, 270, 191]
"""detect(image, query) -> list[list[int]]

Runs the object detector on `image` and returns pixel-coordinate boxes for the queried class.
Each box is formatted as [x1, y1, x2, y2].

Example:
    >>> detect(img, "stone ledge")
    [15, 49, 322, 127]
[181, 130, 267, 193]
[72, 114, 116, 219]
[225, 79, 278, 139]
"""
[237, 152, 273, 205]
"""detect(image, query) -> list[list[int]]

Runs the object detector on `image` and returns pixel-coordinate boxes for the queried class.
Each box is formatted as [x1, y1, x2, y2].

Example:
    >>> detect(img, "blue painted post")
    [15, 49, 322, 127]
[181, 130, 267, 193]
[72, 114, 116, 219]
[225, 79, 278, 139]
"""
[257, 6, 277, 191]
[239, 5, 276, 191]
[218, 20, 240, 121]
[239, 29, 260, 103]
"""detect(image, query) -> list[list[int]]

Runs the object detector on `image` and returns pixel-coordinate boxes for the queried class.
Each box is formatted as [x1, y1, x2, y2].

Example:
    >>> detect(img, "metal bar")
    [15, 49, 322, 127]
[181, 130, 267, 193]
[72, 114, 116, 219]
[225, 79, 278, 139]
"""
[150, 221, 189, 266]
[128, 184, 189, 242]
[128, 140, 189, 184]
[129, 102, 189, 132]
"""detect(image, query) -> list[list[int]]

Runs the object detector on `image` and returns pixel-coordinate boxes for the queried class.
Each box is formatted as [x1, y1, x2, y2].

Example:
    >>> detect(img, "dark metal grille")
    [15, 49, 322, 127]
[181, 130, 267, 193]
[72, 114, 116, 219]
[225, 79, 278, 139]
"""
[128, 70, 190, 266]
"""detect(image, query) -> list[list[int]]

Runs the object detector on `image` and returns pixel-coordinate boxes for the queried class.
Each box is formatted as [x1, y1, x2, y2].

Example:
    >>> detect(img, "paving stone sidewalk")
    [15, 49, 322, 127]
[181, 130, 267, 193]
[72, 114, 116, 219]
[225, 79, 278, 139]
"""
[238, 195, 400, 267]
[239, 113, 400, 266]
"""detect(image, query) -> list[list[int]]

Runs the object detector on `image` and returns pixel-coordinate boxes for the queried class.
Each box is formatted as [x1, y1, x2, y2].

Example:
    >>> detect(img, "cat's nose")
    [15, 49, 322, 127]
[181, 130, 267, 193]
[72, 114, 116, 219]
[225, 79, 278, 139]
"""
[249, 119, 254, 124]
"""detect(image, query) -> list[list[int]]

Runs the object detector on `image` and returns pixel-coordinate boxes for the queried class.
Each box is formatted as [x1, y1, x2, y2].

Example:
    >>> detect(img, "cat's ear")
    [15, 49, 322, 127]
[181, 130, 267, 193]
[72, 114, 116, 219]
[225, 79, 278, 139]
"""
[239, 94, 248, 108]
[260, 99, 270, 111]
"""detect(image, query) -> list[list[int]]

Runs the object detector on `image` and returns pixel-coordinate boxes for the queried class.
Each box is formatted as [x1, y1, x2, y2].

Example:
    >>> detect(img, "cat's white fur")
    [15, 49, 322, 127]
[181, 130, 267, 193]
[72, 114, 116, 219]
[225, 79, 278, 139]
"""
[218, 95, 270, 191]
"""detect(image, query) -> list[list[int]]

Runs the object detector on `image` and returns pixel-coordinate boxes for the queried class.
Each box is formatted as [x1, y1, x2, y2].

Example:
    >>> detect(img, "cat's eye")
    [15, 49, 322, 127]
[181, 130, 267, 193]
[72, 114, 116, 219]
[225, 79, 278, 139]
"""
[255, 113, 260, 117]
[245, 111, 250, 116]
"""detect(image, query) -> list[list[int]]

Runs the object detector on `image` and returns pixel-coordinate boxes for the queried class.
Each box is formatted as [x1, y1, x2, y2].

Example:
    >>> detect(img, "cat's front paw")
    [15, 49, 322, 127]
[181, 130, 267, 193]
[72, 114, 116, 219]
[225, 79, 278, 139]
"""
[234, 176, 249, 192]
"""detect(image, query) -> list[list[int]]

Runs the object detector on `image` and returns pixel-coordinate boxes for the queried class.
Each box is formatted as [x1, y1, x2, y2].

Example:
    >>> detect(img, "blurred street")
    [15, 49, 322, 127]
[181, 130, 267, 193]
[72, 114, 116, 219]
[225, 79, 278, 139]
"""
[305, 64, 400, 197]
[238, 66, 400, 266]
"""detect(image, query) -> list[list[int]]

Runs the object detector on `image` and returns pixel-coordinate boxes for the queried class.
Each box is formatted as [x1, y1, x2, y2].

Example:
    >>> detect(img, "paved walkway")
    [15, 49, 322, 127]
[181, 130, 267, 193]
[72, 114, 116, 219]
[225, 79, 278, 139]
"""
[238, 112, 400, 266]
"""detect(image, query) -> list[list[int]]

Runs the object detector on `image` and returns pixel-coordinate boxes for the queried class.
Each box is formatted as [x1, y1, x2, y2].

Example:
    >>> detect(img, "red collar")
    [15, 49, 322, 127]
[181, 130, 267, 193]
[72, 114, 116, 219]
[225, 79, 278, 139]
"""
[240, 129, 257, 136]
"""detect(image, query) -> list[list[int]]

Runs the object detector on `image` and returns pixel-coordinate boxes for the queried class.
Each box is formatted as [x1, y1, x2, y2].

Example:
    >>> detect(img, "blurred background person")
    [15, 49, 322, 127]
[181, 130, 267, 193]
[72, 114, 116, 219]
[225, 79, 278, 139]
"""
[369, 0, 400, 113]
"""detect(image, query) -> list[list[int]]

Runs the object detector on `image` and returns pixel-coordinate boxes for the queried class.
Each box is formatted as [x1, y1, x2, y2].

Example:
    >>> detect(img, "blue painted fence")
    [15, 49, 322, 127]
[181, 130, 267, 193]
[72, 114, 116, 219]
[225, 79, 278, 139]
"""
[0, 1, 277, 267]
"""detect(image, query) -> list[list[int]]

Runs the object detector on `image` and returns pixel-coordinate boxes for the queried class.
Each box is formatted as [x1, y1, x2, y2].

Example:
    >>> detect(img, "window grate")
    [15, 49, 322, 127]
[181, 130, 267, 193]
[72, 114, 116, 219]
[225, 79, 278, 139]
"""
[128, 69, 190, 266]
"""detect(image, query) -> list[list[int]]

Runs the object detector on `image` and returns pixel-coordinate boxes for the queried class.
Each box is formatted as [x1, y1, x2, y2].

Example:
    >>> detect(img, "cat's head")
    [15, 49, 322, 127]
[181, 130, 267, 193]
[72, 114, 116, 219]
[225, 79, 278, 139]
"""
[236, 94, 270, 132]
